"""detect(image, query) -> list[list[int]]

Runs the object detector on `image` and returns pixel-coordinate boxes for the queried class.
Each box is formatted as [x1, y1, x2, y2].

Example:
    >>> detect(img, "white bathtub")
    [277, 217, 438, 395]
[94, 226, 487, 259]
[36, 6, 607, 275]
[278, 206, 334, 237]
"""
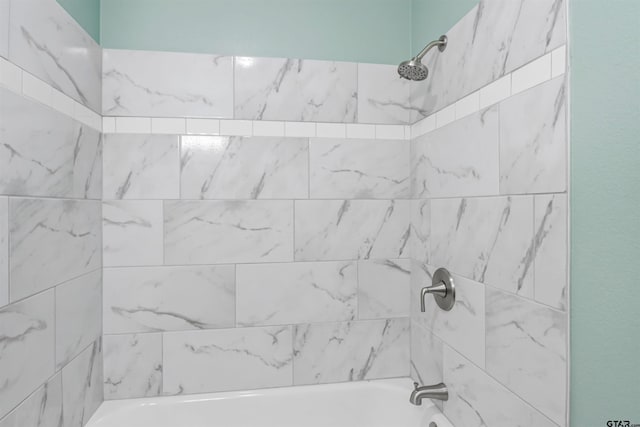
[87, 378, 452, 427]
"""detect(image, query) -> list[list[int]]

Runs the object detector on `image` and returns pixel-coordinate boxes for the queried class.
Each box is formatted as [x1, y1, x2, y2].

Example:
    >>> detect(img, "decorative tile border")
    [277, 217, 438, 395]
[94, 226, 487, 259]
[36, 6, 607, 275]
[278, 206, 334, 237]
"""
[411, 45, 567, 139]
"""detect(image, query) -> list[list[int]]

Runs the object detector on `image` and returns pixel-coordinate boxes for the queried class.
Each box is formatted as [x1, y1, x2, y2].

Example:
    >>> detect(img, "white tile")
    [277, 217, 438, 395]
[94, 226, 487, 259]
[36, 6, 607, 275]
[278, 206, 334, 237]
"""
[285, 121, 316, 137]
[0, 57, 22, 93]
[346, 123, 375, 139]
[357, 63, 411, 124]
[358, 259, 410, 319]
[410, 115, 435, 139]
[511, 53, 552, 95]
[316, 123, 346, 138]
[252, 120, 285, 137]
[50, 88, 76, 117]
[219, 119, 252, 136]
[61, 340, 103, 427]
[116, 117, 151, 134]
[186, 118, 220, 135]
[435, 104, 456, 128]
[0, 197, 7, 308]
[102, 117, 116, 133]
[455, 91, 480, 119]
[0, 373, 62, 427]
[375, 125, 405, 140]
[74, 103, 102, 131]
[479, 74, 512, 109]
[551, 45, 567, 78]
[151, 118, 186, 134]
[410, 321, 443, 386]
[21, 72, 52, 106]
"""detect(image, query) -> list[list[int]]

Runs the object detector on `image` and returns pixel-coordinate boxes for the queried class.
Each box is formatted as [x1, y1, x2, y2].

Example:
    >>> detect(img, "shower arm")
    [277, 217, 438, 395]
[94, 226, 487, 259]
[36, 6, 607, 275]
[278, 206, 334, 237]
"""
[414, 35, 448, 60]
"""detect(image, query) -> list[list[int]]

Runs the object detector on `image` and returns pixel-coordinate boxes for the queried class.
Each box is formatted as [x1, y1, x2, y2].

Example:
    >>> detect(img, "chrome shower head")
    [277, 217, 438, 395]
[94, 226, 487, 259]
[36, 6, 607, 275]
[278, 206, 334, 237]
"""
[398, 35, 447, 81]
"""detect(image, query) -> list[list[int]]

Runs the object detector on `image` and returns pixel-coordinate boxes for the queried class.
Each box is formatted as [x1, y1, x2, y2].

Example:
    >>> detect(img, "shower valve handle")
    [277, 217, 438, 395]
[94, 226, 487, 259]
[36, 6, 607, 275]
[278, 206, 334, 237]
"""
[419, 268, 456, 312]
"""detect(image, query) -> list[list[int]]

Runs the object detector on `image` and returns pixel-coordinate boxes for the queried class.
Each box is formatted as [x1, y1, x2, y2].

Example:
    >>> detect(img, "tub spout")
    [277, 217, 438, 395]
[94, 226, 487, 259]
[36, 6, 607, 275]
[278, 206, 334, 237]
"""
[409, 382, 448, 405]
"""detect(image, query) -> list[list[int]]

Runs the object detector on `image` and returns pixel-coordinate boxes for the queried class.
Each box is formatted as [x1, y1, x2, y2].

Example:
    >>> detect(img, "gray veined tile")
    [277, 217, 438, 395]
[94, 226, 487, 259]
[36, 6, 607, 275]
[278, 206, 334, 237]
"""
[103, 134, 180, 200]
[0, 197, 7, 308]
[0, 89, 101, 199]
[234, 57, 357, 122]
[180, 136, 308, 199]
[102, 201, 164, 267]
[411, 106, 499, 198]
[293, 318, 409, 385]
[164, 200, 293, 265]
[358, 259, 410, 319]
[9, 0, 102, 111]
[486, 287, 567, 425]
[163, 326, 293, 394]
[0, 290, 55, 420]
[357, 63, 411, 124]
[9, 198, 101, 302]
[61, 339, 103, 427]
[309, 138, 410, 199]
[236, 261, 357, 326]
[410, 321, 443, 387]
[55, 270, 102, 369]
[411, 262, 485, 368]
[0, 0, 8, 58]
[0, 372, 63, 427]
[443, 347, 558, 427]
[104, 265, 235, 334]
[295, 200, 410, 261]
[430, 196, 535, 298]
[103, 333, 162, 400]
[500, 76, 568, 194]
[412, 0, 566, 117]
[534, 194, 568, 310]
[410, 199, 430, 265]
[103, 49, 233, 118]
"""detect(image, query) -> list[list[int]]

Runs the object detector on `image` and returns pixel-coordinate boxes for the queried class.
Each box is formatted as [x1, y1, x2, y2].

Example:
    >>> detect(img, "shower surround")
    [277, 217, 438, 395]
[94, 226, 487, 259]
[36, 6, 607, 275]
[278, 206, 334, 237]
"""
[0, 0, 569, 426]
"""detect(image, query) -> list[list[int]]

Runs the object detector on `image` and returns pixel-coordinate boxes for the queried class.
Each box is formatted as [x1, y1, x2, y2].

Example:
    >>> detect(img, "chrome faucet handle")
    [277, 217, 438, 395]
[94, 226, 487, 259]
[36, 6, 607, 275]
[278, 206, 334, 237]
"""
[420, 268, 456, 312]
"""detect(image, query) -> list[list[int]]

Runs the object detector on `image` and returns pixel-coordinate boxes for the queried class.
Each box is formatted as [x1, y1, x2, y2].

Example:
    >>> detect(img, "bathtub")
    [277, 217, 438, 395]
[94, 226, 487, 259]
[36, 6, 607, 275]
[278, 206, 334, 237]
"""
[87, 378, 452, 427]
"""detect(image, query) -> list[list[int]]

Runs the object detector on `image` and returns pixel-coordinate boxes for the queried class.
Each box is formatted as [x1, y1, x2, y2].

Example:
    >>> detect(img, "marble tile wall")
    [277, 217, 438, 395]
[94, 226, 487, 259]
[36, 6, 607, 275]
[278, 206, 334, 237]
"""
[409, 1, 569, 426]
[101, 131, 412, 399]
[0, 3, 104, 425]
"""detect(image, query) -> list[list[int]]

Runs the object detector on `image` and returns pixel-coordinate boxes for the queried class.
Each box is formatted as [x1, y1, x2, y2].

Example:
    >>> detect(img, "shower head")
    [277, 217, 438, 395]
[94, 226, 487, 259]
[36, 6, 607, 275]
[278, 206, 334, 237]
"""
[398, 35, 447, 81]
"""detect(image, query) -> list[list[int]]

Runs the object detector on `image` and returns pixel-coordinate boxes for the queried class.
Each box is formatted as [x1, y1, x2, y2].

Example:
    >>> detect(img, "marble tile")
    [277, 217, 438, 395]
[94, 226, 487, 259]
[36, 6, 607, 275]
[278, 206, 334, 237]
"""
[293, 318, 409, 385]
[163, 326, 293, 394]
[309, 139, 410, 199]
[0, 291, 55, 420]
[9, 0, 101, 111]
[410, 322, 443, 386]
[180, 136, 308, 199]
[164, 200, 293, 265]
[103, 134, 180, 200]
[500, 77, 567, 194]
[413, 0, 566, 117]
[410, 199, 430, 265]
[411, 106, 499, 198]
[357, 63, 411, 124]
[0, 0, 7, 58]
[0, 89, 101, 199]
[411, 262, 485, 367]
[430, 196, 534, 298]
[9, 198, 101, 302]
[102, 201, 163, 267]
[0, 197, 7, 308]
[534, 194, 568, 310]
[0, 372, 63, 427]
[61, 340, 103, 427]
[486, 287, 567, 425]
[236, 261, 357, 326]
[358, 259, 410, 319]
[295, 200, 410, 261]
[103, 333, 162, 399]
[104, 265, 235, 334]
[55, 270, 102, 369]
[234, 57, 357, 122]
[103, 49, 233, 118]
[443, 347, 558, 427]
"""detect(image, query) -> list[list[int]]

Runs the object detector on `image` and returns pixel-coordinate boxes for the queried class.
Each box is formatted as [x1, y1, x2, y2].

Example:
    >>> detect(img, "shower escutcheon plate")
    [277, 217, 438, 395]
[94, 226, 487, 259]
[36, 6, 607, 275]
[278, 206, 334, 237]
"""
[420, 268, 456, 312]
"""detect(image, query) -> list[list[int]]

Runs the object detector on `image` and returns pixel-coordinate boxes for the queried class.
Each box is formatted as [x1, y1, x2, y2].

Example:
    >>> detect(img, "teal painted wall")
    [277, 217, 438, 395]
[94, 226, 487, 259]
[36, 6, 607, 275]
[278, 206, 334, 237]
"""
[56, 0, 101, 42]
[100, 0, 412, 64]
[570, 1, 640, 425]
[410, 0, 477, 53]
